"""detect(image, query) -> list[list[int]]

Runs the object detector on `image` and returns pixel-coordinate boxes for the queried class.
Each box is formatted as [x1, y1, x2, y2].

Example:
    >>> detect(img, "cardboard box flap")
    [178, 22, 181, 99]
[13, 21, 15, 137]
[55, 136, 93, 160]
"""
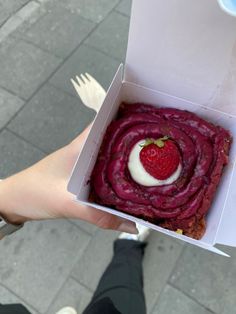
[77, 199, 229, 257]
[216, 159, 236, 246]
[68, 65, 123, 196]
[125, 0, 236, 115]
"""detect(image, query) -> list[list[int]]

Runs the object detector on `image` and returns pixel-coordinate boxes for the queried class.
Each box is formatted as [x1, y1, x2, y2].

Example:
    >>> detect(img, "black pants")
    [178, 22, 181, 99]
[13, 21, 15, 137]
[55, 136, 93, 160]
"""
[0, 304, 31, 314]
[0, 240, 146, 314]
[83, 239, 146, 314]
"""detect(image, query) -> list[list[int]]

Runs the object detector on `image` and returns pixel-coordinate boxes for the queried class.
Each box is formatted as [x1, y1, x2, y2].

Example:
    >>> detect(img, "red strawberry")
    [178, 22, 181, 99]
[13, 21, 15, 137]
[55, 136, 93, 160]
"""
[139, 136, 180, 180]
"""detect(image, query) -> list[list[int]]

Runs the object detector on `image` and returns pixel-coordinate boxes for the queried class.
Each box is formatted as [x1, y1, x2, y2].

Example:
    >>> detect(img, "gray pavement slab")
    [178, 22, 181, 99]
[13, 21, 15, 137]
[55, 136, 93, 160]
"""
[85, 11, 130, 61]
[11, 1, 47, 35]
[48, 0, 120, 23]
[0, 0, 30, 25]
[0, 15, 22, 43]
[50, 44, 120, 96]
[0, 1, 40, 43]
[0, 87, 24, 130]
[0, 219, 91, 313]
[14, 1, 39, 21]
[71, 229, 119, 291]
[0, 37, 62, 100]
[13, 5, 95, 58]
[143, 232, 185, 313]
[151, 285, 213, 314]
[8, 84, 95, 153]
[115, 0, 132, 16]
[0, 285, 25, 304]
[169, 245, 236, 314]
[0, 129, 45, 178]
[220, 246, 236, 314]
[0, 286, 39, 314]
[46, 277, 92, 314]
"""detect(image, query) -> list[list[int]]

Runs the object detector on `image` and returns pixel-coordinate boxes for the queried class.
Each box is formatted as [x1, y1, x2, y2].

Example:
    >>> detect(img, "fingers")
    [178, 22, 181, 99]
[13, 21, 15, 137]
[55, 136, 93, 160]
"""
[66, 200, 138, 234]
[95, 212, 138, 234]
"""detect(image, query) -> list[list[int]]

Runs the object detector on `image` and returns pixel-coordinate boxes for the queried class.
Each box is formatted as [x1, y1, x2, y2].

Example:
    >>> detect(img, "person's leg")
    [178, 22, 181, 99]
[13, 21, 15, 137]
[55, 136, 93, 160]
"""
[0, 304, 31, 314]
[83, 239, 146, 314]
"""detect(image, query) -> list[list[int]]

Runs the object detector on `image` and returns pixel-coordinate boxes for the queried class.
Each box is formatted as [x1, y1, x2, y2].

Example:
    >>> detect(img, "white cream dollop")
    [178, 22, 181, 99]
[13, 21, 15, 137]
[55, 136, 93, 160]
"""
[128, 140, 182, 187]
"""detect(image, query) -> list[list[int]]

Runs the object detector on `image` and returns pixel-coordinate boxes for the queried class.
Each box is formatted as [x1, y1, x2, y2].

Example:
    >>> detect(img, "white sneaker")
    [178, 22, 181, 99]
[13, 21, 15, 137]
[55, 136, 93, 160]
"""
[119, 223, 150, 242]
[56, 307, 77, 314]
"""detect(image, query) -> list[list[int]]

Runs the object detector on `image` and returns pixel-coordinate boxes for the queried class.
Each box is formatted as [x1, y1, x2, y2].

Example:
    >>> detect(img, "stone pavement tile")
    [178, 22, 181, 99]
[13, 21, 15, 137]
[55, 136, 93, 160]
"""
[71, 229, 119, 291]
[0, 87, 24, 130]
[0, 285, 24, 304]
[0, 219, 91, 313]
[50, 44, 120, 96]
[8, 84, 95, 153]
[46, 277, 92, 314]
[0, 15, 22, 43]
[0, 129, 45, 178]
[115, 0, 132, 16]
[169, 244, 236, 314]
[12, 1, 47, 34]
[0, 37, 61, 100]
[220, 245, 236, 314]
[48, 0, 120, 23]
[0, 0, 30, 25]
[85, 11, 130, 61]
[0, 285, 39, 314]
[151, 285, 213, 314]
[69, 219, 98, 235]
[15, 0, 39, 20]
[143, 232, 184, 314]
[0, 2, 40, 43]
[13, 5, 95, 58]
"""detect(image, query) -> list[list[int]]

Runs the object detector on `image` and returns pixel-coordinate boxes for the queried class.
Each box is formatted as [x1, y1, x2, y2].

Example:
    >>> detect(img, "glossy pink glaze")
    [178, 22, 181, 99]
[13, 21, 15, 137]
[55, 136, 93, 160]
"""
[90, 103, 232, 239]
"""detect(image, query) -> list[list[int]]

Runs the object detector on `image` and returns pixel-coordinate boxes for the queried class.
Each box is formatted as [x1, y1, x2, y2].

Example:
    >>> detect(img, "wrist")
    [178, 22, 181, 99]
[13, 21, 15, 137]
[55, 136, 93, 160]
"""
[0, 178, 27, 225]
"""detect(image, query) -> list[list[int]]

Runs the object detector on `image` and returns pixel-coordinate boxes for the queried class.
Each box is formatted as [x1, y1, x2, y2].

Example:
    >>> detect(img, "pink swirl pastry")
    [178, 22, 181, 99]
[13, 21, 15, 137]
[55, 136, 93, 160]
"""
[90, 103, 232, 239]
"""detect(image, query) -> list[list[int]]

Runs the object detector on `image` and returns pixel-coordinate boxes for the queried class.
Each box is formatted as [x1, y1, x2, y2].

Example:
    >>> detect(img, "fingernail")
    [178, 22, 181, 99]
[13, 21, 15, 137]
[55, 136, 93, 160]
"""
[118, 221, 138, 234]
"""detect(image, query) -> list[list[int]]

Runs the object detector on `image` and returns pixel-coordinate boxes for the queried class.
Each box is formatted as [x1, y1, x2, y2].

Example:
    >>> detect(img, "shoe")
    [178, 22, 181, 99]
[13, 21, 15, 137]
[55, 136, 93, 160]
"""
[56, 307, 77, 314]
[119, 223, 150, 242]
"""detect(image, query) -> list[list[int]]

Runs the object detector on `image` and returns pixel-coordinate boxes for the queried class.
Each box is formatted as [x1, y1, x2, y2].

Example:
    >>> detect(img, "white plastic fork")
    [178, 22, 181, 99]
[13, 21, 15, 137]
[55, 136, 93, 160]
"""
[71, 73, 106, 113]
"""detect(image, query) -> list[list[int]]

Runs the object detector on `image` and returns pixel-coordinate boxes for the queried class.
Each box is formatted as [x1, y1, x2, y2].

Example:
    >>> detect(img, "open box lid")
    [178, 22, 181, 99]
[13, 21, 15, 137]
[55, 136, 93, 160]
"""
[125, 0, 236, 116]
[69, 0, 236, 253]
[124, 0, 236, 248]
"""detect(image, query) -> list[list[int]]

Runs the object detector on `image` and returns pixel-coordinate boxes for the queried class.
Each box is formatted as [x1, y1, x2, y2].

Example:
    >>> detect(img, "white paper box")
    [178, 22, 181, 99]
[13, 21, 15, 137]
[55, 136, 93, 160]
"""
[68, 0, 236, 256]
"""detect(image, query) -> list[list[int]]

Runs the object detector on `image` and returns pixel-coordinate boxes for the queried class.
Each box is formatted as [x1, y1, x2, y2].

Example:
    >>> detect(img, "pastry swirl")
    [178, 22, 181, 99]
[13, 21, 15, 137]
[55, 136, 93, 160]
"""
[91, 103, 232, 239]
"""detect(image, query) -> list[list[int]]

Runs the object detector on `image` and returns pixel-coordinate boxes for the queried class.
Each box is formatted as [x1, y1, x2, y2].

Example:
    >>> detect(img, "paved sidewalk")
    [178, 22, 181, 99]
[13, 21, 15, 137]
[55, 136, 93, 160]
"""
[0, 1, 235, 313]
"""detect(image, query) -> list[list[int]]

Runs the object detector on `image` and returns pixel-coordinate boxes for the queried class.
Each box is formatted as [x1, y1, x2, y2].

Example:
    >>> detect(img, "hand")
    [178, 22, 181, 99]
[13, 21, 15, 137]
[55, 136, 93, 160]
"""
[0, 127, 138, 234]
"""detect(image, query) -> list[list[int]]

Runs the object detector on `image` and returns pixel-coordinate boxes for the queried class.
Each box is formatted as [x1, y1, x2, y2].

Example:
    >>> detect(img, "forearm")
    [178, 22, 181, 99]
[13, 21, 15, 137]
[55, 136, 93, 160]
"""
[0, 177, 26, 224]
[0, 128, 138, 234]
